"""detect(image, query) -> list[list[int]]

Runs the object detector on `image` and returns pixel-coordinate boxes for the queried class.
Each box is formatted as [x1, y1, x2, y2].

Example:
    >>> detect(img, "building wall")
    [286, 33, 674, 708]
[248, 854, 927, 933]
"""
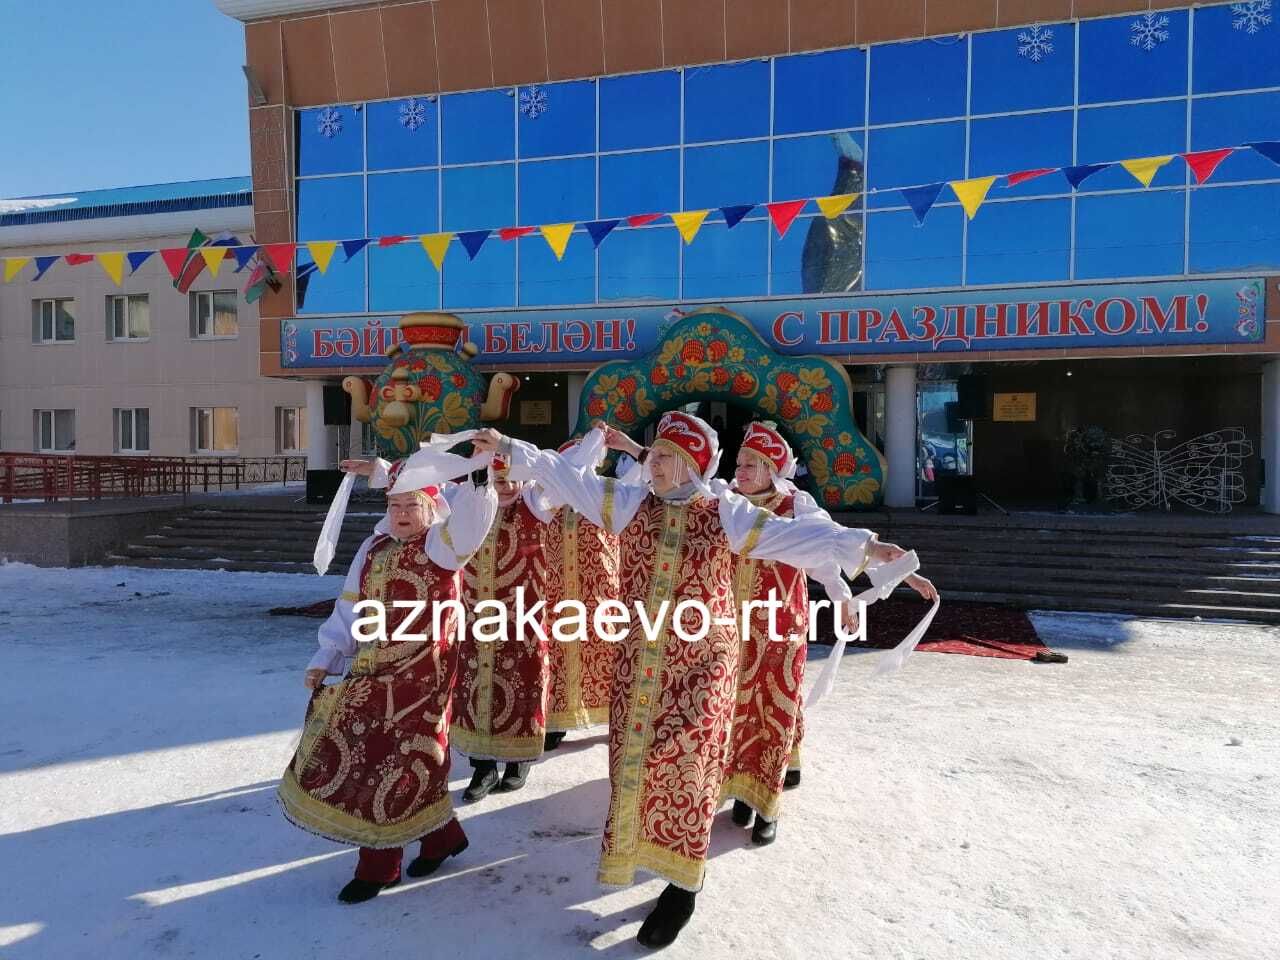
[0, 224, 309, 458]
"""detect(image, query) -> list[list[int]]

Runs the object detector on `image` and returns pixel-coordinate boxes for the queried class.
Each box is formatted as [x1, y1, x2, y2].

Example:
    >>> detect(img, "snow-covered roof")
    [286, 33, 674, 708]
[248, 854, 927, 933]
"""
[212, 0, 383, 21]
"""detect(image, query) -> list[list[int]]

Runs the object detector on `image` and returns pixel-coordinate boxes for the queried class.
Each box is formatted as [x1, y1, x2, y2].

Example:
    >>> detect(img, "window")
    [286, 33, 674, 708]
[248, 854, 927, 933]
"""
[441, 90, 515, 165]
[276, 406, 307, 453]
[114, 408, 150, 453]
[971, 24, 1075, 114]
[366, 97, 438, 171]
[518, 157, 595, 226]
[190, 291, 238, 338]
[296, 105, 364, 176]
[682, 220, 769, 299]
[866, 122, 966, 208]
[684, 60, 770, 143]
[600, 71, 680, 151]
[518, 79, 595, 158]
[33, 299, 75, 343]
[1078, 11, 1188, 104]
[35, 409, 75, 452]
[107, 295, 150, 341]
[774, 48, 865, 135]
[296, 175, 366, 314]
[191, 407, 239, 453]
[869, 38, 967, 125]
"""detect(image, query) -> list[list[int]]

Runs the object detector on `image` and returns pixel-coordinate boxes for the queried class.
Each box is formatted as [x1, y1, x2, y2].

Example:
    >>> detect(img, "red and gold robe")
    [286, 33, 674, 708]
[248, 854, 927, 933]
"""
[451, 495, 551, 761]
[543, 506, 621, 731]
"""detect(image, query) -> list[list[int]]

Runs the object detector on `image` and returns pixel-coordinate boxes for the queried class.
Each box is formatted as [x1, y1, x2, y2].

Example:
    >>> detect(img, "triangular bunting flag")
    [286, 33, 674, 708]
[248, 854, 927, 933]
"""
[585, 219, 620, 248]
[1120, 155, 1174, 188]
[627, 213, 662, 228]
[232, 246, 259, 271]
[721, 205, 755, 229]
[901, 183, 945, 225]
[1247, 141, 1280, 167]
[160, 248, 189, 281]
[499, 226, 536, 241]
[1006, 168, 1055, 187]
[765, 200, 807, 237]
[671, 210, 709, 244]
[200, 246, 228, 278]
[33, 256, 59, 281]
[341, 239, 370, 262]
[420, 233, 453, 271]
[949, 176, 998, 219]
[815, 193, 857, 219]
[1182, 147, 1234, 183]
[65, 253, 94, 266]
[173, 228, 210, 293]
[540, 223, 575, 261]
[1063, 163, 1111, 189]
[458, 230, 491, 261]
[3, 257, 30, 283]
[127, 251, 155, 274]
[306, 241, 339, 275]
[378, 235, 408, 247]
[262, 243, 297, 273]
[97, 252, 125, 286]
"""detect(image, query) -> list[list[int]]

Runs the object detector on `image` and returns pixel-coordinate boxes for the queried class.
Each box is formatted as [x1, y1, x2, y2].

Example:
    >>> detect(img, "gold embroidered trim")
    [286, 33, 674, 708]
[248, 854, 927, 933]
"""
[277, 767, 454, 849]
[720, 773, 784, 822]
[448, 727, 545, 761]
[599, 840, 705, 892]
[740, 509, 770, 557]
[339, 591, 360, 603]
[601, 478, 617, 532]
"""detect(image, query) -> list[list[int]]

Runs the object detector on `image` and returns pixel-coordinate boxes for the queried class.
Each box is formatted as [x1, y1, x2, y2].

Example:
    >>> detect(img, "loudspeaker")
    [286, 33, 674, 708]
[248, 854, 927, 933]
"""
[306, 468, 345, 504]
[944, 401, 966, 435]
[323, 384, 351, 426]
[955, 374, 990, 421]
[936, 475, 978, 515]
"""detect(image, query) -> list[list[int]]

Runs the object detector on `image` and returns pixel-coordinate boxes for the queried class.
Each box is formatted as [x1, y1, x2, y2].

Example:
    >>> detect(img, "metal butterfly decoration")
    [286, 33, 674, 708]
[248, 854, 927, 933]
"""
[1104, 428, 1254, 513]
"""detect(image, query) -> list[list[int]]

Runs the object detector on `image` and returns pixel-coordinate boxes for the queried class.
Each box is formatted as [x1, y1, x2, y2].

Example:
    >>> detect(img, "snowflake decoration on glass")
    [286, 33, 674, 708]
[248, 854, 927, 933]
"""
[1232, 1, 1273, 33]
[1016, 25, 1054, 63]
[1130, 12, 1171, 50]
[519, 85, 548, 119]
[316, 106, 343, 139]
[399, 98, 428, 132]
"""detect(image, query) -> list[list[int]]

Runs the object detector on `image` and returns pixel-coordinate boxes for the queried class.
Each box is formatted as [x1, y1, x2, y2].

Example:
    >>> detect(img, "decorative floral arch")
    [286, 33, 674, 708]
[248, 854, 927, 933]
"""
[571, 306, 886, 509]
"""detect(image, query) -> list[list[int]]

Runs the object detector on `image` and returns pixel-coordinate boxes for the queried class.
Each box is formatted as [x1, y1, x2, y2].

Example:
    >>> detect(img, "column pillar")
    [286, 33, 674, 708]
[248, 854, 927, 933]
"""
[305, 380, 339, 470]
[884, 365, 917, 509]
[1263, 358, 1280, 514]
[566, 373, 587, 430]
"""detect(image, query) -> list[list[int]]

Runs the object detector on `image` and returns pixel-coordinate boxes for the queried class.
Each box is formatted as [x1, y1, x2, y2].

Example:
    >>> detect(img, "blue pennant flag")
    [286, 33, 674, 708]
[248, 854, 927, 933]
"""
[1247, 141, 1280, 167]
[1063, 163, 1110, 189]
[459, 230, 491, 261]
[126, 251, 155, 274]
[720, 205, 755, 229]
[232, 245, 259, 272]
[33, 256, 59, 280]
[901, 183, 945, 225]
[585, 219, 620, 248]
[341, 238, 371, 261]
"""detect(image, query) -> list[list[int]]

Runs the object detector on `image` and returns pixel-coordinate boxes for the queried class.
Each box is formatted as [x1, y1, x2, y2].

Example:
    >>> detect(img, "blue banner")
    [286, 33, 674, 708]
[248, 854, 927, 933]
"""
[280, 277, 1266, 369]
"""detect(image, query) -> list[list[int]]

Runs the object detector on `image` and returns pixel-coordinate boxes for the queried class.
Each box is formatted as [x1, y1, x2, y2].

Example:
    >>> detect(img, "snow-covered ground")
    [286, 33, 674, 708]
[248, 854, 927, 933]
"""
[0, 562, 1276, 960]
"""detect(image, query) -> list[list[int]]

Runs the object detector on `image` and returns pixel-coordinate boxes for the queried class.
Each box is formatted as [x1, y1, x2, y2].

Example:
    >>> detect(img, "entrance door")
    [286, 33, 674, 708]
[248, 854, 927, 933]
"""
[917, 381, 971, 500]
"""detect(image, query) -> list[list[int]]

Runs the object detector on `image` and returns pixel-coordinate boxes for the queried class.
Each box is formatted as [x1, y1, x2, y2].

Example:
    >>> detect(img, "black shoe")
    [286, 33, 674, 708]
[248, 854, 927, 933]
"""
[406, 837, 469, 878]
[731, 800, 753, 827]
[337, 875, 399, 904]
[463, 761, 499, 802]
[751, 817, 777, 846]
[783, 769, 801, 790]
[498, 761, 531, 792]
[637, 884, 697, 948]
[544, 731, 567, 751]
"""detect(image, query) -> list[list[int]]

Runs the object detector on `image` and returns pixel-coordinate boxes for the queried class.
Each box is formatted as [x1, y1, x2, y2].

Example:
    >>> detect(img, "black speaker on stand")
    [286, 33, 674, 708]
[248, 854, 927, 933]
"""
[322, 384, 352, 425]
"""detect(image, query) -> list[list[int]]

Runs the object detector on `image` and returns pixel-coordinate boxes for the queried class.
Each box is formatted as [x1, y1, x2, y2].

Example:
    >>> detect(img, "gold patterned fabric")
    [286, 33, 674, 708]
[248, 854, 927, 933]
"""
[451, 498, 551, 761]
[278, 532, 462, 848]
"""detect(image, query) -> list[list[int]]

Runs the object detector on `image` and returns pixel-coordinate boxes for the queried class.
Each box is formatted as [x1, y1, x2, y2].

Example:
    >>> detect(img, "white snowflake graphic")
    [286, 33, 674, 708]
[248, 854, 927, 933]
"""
[1130, 12, 1171, 50]
[398, 97, 427, 131]
[1017, 25, 1054, 63]
[519, 85, 548, 119]
[316, 106, 343, 139]
[1232, 1, 1273, 33]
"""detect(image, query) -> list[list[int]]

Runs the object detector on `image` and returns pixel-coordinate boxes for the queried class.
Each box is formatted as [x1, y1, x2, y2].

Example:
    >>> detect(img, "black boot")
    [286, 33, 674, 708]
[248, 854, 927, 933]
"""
[337, 876, 399, 904]
[731, 800, 754, 827]
[637, 884, 697, 948]
[407, 838, 469, 878]
[463, 760, 499, 802]
[783, 769, 801, 789]
[498, 761, 531, 792]
[751, 817, 777, 846]
[544, 731, 567, 751]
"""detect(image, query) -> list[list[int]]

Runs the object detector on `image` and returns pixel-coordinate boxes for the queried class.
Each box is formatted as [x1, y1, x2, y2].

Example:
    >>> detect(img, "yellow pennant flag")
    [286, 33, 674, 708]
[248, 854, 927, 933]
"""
[97, 252, 125, 286]
[200, 246, 228, 278]
[420, 233, 453, 271]
[307, 241, 339, 274]
[816, 193, 859, 219]
[539, 223, 575, 261]
[949, 176, 998, 220]
[3, 257, 30, 283]
[671, 210, 709, 245]
[1120, 155, 1174, 188]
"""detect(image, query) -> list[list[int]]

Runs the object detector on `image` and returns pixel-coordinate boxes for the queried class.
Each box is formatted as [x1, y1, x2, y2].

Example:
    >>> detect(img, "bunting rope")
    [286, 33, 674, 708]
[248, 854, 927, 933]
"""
[3, 142, 1277, 295]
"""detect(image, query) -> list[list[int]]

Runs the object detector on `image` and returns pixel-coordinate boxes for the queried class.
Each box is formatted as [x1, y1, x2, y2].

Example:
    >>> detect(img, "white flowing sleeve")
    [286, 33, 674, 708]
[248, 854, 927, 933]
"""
[368, 457, 393, 489]
[521, 483, 559, 524]
[426, 481, 499, 570]
[790, 490, 859, 605]
[308, 533, 378, 674]
[504, 437, 646, 534]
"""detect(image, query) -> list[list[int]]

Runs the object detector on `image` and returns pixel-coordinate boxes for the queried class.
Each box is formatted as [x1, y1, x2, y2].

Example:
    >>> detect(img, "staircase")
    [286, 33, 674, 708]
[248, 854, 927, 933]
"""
[108, 503, 1280, 624]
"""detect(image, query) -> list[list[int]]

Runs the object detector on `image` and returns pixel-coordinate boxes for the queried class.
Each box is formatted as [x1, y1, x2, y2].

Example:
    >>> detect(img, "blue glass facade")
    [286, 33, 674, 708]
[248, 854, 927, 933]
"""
[293, 5, 1280, 316]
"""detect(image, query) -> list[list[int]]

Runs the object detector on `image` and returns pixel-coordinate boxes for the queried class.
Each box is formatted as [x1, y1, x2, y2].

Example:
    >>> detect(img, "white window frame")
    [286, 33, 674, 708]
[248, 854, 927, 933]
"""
[191, 406, 239, 454]
[275, 406, 307, 454]
[107, 294, 151, 342]
[190, 290, 239, 340]
[114, 408, 150, 453]
[33, 299, 76, 344]
[35, 409, 75, 452]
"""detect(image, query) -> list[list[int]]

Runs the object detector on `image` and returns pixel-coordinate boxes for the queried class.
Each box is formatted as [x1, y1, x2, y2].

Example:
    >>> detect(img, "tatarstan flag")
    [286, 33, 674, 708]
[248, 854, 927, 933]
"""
[171, 228, 210, 294]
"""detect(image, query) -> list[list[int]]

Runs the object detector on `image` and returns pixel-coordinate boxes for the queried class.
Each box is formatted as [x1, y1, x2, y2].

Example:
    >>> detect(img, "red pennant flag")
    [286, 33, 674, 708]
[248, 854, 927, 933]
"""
[1006, 168, 1055, 187]
[498, 226, 536, 241]
[377, 235, 408, 247]
[64, 253, 95, 266]
[1182, 148, 1233, 184]
[262, 243, 297, 272]
[160, 247, 189, 281]
[627, 213, 662, 227]
[765, 199, 807, 237]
